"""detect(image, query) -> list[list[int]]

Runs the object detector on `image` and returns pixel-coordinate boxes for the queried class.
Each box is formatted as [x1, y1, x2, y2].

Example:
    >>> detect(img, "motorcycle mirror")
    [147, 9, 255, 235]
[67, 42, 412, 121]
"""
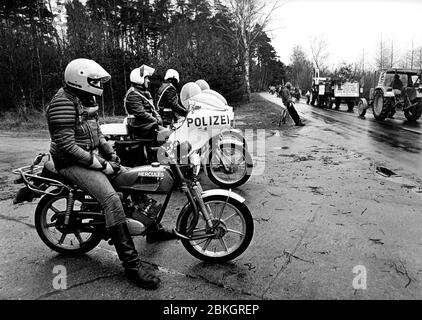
[32, 153, 45, 166]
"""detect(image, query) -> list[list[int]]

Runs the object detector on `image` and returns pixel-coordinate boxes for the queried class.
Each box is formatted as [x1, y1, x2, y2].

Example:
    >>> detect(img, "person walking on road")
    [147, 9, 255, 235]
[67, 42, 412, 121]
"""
[281, 82, 305, 126]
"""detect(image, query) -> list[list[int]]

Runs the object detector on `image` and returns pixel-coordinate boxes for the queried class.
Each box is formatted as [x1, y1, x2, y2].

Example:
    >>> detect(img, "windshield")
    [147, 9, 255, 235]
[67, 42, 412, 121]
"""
[385, 73, 407, 87]
[384, 73, 422, 87]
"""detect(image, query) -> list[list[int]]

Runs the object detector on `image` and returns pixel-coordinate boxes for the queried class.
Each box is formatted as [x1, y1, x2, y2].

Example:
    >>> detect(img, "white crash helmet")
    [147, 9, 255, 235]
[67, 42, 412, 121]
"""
[130, 64, 155, 85]
[180, 82, 202, 108]
[195, 79, 210, 91]
[164, 69, 180, 83]
[64, 58, 111, 96]
[203, 89, 228, 105]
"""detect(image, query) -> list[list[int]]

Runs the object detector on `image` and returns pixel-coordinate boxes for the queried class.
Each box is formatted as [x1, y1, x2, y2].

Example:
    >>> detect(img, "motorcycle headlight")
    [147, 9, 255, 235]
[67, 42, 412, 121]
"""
[189, 153, 201, 176]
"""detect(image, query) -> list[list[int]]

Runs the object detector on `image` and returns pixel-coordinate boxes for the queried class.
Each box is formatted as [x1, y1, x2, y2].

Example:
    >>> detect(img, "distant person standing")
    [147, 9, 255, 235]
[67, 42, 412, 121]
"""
[305, 90, 311, 104]
[281, 82, 305, 126]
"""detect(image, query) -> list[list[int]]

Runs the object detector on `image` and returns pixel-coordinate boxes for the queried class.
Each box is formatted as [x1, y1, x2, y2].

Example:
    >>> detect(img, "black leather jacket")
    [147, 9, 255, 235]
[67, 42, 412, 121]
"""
[157, 82, 188, 126]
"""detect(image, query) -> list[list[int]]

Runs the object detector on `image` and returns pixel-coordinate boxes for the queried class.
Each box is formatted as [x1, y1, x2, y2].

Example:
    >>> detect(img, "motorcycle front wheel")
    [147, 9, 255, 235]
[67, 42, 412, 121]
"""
[206, 143, 253, 189]
[35, 193, 103, 255]
[179, 195, 254, 262]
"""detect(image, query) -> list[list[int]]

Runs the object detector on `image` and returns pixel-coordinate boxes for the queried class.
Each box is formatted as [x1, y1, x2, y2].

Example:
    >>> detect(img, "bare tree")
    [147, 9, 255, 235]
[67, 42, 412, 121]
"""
[289, 45, 313, 90]
[220, 0, 282, 102]
[374, 33, 390, 70]
[309, 35, 329, 74]
[417, 47, 422, 69]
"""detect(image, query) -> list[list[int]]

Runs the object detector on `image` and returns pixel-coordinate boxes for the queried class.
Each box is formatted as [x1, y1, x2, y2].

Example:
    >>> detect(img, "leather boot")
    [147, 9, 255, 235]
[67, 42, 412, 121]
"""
[109, 222, 160, 290]
[146, 223, 177, 243]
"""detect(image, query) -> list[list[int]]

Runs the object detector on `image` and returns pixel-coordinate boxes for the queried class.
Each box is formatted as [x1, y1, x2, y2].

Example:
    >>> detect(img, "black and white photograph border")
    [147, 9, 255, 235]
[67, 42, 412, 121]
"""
[1, 0, 422, 307]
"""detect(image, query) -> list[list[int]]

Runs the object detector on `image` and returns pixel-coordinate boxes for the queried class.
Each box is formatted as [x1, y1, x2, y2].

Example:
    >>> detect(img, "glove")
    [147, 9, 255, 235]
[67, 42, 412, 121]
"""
[109, 153, 120, 164]
[89, 155, 103, 169]
[102, 161, 114, 175]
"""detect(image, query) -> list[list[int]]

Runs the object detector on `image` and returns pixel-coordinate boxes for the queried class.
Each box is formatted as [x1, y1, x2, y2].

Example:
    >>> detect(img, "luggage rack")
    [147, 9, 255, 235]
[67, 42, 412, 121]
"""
[12, 153, 69, 196]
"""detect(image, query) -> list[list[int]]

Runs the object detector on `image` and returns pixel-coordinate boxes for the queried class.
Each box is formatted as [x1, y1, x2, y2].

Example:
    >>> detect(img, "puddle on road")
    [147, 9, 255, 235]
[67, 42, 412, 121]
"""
[376, 167, 422, 194]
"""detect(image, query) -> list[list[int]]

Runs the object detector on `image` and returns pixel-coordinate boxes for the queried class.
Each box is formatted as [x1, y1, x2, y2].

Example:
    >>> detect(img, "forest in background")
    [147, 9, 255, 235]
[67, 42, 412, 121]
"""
[0, 0, 287, 117]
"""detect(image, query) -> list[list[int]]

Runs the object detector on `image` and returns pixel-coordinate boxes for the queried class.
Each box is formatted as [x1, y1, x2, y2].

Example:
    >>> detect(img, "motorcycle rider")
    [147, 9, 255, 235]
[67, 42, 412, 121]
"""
[123, 65, 176, 243]
[45, 58, 160, 289]
[124, 65, 164, 139]
[157, 69, 188, 127]
[281, 82, 305, 126]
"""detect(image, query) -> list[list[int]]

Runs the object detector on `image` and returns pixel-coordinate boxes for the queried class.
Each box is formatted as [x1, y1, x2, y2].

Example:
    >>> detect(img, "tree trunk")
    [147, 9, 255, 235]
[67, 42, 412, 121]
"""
[242, 28, 251, 102]
[110, 79, 116, 116]
[36, 46, 45, 109]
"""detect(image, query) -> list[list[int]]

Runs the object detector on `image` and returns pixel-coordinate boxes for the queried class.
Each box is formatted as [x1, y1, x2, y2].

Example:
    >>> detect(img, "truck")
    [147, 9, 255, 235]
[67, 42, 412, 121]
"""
[330, 80, 362, 112]
[308, 69, 333, 108]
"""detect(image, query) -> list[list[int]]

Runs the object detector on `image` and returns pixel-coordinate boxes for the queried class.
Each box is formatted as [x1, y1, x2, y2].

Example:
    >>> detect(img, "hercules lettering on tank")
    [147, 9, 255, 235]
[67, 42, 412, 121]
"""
[187, 115, 230, 128]
[113, 164, 174, 193]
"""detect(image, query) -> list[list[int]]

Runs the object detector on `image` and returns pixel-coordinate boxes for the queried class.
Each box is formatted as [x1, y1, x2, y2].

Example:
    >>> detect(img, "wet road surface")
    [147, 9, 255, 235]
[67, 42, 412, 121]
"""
[267, 94, 422, 181]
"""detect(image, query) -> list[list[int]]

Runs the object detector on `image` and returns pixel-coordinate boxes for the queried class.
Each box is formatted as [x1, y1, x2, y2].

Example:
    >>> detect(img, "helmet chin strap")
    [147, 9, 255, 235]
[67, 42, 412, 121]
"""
[65, 85, 100, 117]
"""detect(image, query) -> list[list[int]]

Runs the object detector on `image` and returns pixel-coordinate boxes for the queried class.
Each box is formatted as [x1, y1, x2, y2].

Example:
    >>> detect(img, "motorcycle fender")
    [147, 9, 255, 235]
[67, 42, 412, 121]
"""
[175, 189, 245, 232]
[218, 138, 244, 147]
[222, 128, 242, 135]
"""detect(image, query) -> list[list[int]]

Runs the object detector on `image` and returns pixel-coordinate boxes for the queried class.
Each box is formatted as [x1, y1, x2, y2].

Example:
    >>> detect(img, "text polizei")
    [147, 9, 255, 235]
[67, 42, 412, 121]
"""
[187, 115, 231, 128]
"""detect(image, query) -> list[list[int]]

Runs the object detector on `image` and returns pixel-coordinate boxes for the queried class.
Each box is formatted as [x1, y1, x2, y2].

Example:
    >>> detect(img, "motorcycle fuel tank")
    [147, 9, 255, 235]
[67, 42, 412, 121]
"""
[113, 164, 174, 193]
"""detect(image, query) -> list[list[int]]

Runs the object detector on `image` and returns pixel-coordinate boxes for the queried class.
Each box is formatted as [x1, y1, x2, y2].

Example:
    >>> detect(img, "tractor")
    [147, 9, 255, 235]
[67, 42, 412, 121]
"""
[357, 68, 422, 122]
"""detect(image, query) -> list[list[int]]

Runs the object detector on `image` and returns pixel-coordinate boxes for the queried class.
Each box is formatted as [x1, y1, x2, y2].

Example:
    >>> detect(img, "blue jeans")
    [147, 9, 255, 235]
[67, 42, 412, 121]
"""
[59, 165, 126, 227]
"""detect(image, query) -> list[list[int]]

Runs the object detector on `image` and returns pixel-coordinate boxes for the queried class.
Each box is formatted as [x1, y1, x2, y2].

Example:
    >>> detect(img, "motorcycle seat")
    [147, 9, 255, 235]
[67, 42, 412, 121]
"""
[42, 161, 70, 184]
[124, 137, 156, 144]
[114, 140, 152, 147]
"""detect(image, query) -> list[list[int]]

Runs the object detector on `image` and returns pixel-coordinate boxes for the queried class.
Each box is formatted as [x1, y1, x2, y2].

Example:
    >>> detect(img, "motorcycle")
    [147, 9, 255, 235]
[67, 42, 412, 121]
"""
[12, 145, 254, 262]
[101, 100, 253, 189]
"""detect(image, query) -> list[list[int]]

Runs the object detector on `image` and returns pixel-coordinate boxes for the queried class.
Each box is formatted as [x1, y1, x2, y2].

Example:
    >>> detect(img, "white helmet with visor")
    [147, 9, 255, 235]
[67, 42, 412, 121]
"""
[130, 65, 155, 85]
[164, 69, 180, 83]
[64, 58, 111, 96]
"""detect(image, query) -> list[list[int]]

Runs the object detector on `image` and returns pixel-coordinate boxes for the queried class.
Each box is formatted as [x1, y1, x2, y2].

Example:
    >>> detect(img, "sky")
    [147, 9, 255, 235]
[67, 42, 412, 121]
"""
[267, 0, 422, 69]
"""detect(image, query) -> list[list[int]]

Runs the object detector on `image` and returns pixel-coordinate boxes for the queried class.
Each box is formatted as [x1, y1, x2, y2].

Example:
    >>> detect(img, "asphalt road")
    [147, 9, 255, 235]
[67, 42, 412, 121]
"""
[1, 94, 422, 300]
[293, 98, 422, 181]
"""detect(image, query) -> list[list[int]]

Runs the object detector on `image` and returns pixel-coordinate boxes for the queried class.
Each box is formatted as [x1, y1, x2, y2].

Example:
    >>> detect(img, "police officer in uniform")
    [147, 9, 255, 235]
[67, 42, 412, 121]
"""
[157, 69, 188, 127]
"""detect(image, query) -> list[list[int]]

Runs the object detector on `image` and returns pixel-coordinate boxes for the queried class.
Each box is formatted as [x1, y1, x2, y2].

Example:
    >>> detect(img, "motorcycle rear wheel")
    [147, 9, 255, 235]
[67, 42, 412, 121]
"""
[35, 193, 103, 255]
[206, 144, 253, 189]
[179, 195, 254, 262]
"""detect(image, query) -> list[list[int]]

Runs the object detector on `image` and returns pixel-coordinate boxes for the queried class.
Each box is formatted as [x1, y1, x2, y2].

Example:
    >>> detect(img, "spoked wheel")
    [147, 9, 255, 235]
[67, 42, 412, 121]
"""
[35, 193, 103, 255]
[220, 130, 248, 150]
[206, 143, 253, 189]
[179, 195, 254, 262]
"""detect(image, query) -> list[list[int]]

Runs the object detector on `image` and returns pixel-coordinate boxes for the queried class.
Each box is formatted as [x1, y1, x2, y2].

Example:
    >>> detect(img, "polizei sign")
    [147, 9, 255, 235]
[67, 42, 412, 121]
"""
[187, 114, 231, 128]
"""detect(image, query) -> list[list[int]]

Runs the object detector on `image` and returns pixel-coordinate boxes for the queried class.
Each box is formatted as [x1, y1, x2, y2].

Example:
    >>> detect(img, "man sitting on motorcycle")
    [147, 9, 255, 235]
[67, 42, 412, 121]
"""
[124, 65, 164, 139]
[45, 58, 160, 290]
[123, 65, 176, 243]
[157, 69, 188, 127]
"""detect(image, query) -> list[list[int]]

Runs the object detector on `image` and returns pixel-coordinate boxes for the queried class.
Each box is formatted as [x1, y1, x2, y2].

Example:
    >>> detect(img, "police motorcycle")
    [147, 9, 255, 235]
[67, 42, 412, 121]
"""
[101, 82, 253, 189]
[12, 142, 254, 262]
